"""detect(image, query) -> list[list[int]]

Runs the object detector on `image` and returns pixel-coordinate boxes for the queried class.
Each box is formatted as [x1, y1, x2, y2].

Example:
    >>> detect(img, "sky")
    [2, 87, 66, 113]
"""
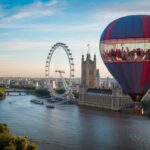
[0, 0, 150, 78]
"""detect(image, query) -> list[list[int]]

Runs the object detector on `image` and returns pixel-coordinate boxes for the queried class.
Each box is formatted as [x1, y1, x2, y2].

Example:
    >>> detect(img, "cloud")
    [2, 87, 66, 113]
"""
[0, 0, 68, 22]
[0, 22, 101, 33]
[0, 55, 15, 62]
[91, 0, 150, 22]
[0, 0, 149, 34]
[0, 40, 50, 51]
[0, 38, 99, 52]
[0, 0, 149, 33]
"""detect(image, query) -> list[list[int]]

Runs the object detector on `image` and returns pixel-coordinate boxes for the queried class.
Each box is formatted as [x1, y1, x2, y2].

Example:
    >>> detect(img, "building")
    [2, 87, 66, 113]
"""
[79, 54, 133, 111]
[100, 77, 119, 89]
[79, 87, 133, 110]
[81, 53, 96, 88]
[96, 69, 100, 88]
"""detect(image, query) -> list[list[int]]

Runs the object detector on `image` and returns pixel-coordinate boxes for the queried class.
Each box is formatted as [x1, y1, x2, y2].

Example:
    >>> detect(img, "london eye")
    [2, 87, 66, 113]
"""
[45, 42, 75, 101]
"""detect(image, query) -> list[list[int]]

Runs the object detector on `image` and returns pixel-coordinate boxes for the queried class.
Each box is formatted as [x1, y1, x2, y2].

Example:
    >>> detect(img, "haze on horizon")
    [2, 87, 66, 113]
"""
[0, 0, 150, 78]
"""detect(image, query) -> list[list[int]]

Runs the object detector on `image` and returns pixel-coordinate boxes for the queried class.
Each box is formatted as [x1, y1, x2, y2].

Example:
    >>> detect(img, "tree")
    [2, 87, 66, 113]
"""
[0, 124, 37, 150]
[35, 89, 50, 97]
[0, 88, 5, 99]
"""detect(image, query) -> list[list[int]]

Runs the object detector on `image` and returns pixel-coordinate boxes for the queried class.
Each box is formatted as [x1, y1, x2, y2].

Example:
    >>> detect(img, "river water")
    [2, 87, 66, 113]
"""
[0, 94, 150, 150]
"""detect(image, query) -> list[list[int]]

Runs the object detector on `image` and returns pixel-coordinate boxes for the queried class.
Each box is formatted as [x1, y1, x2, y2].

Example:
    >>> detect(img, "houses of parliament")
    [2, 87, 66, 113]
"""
[78, 53, 133, 111]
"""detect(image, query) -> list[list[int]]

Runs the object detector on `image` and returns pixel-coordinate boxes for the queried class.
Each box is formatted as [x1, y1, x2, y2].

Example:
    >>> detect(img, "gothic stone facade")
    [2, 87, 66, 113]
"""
[78, 87, 133, 110]
[81, 54, 96, 88]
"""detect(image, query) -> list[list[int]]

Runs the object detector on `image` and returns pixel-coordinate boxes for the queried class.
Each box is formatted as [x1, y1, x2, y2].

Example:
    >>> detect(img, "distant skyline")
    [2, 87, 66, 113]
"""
[0, 0, 150, 78]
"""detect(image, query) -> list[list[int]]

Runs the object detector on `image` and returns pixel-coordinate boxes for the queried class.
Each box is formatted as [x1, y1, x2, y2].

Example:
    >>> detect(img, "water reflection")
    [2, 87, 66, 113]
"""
[0, 95, 150, 150]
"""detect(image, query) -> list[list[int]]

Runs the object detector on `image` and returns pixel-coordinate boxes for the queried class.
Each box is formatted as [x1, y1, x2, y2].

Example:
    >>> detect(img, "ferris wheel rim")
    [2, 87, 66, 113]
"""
[45, 42, 75, 87]
[45, 42, 75, 95]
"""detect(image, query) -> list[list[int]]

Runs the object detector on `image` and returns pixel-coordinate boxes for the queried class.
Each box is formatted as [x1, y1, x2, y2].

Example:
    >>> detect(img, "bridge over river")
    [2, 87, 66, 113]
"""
[5, 89, 35, 95]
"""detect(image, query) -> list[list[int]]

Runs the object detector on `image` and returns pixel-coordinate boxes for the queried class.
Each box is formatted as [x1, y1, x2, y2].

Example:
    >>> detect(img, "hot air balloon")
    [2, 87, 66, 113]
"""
[100, 15, 150, 102]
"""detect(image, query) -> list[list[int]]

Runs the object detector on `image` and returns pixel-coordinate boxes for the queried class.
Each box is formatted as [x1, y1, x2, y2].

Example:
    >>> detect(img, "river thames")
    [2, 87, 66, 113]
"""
[0, 94, 150, 150]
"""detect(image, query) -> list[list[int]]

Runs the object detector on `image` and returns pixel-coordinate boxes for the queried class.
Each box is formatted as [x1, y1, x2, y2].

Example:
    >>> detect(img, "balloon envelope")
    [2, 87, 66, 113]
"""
[100, 15, 150, 102]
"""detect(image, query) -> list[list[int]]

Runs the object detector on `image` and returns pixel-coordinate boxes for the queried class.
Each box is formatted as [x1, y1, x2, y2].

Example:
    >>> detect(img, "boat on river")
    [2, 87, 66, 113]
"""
[46, 105, 55, 108]
[30, 99, 44, 105]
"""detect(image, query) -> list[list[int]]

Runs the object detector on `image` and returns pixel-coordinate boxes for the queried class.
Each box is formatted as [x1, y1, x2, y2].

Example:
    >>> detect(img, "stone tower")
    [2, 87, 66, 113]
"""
[81, 53, 96, 88]
[96, 69, 100, 88]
